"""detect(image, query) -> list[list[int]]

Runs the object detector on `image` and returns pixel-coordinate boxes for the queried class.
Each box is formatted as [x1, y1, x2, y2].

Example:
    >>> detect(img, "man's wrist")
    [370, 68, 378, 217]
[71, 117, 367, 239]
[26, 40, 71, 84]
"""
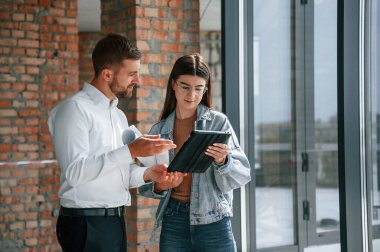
[143, 169, 151, 183]
[127, 143, 136, 159]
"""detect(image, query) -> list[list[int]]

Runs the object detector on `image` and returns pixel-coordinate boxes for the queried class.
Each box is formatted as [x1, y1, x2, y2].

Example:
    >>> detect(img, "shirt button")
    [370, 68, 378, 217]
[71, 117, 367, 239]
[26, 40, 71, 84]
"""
[193, 192, 198, 198]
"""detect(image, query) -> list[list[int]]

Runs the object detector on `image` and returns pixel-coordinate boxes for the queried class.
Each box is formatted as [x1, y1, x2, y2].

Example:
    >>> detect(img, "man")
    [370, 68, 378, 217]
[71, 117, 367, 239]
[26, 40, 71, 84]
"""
[48, 33, 180, 251]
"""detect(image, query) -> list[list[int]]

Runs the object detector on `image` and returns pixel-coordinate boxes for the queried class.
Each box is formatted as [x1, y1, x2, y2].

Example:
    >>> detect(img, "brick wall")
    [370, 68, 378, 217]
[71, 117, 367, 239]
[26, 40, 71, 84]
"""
[0, 0, 78, 251]
[78, 32, 103, 88]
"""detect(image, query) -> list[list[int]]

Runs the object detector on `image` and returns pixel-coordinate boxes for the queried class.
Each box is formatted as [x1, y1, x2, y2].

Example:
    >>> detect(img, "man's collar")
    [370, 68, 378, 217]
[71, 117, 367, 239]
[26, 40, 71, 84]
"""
[82, 83, 118, 108]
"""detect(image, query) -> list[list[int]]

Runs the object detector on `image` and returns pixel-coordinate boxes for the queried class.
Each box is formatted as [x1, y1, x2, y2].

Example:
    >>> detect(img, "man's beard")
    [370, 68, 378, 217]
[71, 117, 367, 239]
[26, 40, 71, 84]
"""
[110, 79, 133, 98]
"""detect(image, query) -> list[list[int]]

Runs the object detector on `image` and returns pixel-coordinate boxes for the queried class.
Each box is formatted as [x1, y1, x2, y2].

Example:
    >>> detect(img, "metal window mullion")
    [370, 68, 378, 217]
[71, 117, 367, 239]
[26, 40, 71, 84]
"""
[359, 0, 369, 251]
[338, 0, 367, 251]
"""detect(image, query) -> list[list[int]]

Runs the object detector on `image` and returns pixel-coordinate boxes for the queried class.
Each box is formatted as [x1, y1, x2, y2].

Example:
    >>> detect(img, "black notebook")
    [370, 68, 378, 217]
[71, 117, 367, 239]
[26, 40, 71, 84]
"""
[167, 130, 231, 173]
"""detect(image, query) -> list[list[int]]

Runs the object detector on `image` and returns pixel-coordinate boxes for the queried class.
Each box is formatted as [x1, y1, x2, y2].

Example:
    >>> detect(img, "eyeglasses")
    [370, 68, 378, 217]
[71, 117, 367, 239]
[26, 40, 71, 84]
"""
[175, 81, 208, 96]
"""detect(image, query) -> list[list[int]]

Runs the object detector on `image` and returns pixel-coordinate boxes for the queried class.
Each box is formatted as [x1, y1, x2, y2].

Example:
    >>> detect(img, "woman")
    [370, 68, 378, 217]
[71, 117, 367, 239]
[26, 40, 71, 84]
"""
[139, 53, 251, 252]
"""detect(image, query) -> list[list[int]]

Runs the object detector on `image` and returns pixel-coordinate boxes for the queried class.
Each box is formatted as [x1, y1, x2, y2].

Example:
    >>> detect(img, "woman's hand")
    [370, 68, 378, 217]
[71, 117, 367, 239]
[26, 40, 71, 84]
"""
[154, 172, 187, 192]
[143, 165, 187, 184]
[205, 143, 230, 165]
[143, 164, 169, 183]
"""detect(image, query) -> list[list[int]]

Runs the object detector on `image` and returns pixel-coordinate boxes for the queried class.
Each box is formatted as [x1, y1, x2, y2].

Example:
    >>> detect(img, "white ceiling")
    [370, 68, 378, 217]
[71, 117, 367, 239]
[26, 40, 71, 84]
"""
[77, 0, 221, 32]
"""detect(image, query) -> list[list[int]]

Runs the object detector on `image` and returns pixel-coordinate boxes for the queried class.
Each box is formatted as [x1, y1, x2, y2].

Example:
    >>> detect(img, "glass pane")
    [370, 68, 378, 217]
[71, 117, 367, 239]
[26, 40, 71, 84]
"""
[368, 0, 380, 250]
[254, 0, 296, 248]
[200, 0, 222, 111]
[304, 244, 340, 252]
[313, 0, 340, 234]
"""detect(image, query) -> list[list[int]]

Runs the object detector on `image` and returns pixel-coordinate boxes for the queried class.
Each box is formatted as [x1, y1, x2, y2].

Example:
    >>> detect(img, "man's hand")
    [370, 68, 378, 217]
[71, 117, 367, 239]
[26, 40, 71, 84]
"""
[154, 172, 187, 192]
[128, 135, 176, 159]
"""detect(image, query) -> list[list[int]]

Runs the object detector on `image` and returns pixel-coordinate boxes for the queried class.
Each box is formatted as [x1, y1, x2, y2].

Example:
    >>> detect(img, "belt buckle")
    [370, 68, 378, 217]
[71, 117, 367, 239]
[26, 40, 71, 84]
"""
[117, 207, 122, 217]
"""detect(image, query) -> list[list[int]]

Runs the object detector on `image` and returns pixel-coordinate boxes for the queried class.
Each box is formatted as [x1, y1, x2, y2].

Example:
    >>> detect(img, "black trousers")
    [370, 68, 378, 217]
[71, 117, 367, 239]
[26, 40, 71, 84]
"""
[56, 214, 126, 252]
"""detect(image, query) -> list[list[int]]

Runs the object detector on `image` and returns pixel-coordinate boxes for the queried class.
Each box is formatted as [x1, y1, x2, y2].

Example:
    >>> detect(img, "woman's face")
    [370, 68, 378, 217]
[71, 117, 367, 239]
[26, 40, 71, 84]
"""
[172, 75, 207, 116]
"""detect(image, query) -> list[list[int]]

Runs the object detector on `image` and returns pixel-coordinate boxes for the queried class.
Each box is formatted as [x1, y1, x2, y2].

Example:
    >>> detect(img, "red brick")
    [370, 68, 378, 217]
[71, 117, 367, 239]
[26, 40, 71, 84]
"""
[55, 1, 71, 8]
[2, 213, 16, 222]
[156, 31, 170, 41]
[18, 212, 38, 220]
[11, 204, 25, 212]
[20, 57, 46, 65]
[135, 88, 151, 98]
[154, 0, 183, 7]
[27, 152, 39, 160]
[12, 83, 26, 90]
[67, 9, 77, 17]
[127, 232, 153, 243]
[26, 220, 38, 228]
[160, 43, 183, 52]
[26, 66, 39, 74]
[0, 38, 17, 46]
[10, 222, 24, 230]
[0, 100, 12, 108]
[12, 186, 25, 194]
[136, 17, 151, 29]
[20, 74, 35, 82]
[26, 31, 39, 39]
[26, 13, 34, 22]
[26, 84, 39, 91]
[1, 187, 11, 195]
[0, 74, 16, 82]
[0, 109, 17, 117]
[19, 109, 41, 117]
[50, 8, 65, 16]
[19, 22, 39, 30]
[66, 43, 78, 51]
[54, 17, 76, 26]
[25, 238, 38, 246]
[13, 30, 25, 38]
[0, 47, 10, 54]
[39, 219, 52, 227]
[0, 119, 11, 125]
[141, 53, 168, 64]
[13, 13, 25, 21]
[66, 26, 77, 34]
[0, 12, 10, 19]
[154, 20, 180, 31]
[12, 170, 25, 177]
[39, 0, 51, 6]
[12, 152, 26, 160]
[26, 48, 39, 56]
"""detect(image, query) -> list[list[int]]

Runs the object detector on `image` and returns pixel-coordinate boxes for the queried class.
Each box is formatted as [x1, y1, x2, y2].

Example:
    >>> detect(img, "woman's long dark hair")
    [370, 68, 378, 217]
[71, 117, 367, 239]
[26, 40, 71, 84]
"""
[160, 53, 212, 120]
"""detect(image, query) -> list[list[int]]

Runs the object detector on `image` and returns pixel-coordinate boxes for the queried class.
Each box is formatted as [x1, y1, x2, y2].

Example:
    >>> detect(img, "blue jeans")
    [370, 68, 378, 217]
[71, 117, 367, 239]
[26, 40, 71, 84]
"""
[160, 198, 237, 252]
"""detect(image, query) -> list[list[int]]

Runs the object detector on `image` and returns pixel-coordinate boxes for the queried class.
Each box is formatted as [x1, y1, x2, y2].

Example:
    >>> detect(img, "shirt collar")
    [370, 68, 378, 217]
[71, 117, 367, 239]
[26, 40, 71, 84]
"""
[82, 83, 119, 108]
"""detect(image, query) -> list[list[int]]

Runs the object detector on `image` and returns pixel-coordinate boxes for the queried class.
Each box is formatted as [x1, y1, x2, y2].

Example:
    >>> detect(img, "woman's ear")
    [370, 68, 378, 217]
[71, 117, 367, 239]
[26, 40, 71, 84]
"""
[171, 79, 176, 90]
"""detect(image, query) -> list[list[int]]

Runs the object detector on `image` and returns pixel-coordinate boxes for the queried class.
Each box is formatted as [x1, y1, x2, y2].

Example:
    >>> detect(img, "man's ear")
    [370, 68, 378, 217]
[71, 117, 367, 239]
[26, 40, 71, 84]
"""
[100, 68, 113, 83]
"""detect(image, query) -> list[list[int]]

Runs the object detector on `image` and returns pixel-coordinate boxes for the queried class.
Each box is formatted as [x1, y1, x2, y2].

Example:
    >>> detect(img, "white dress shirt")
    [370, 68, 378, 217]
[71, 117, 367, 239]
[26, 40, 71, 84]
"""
[48, 83, 148, 208]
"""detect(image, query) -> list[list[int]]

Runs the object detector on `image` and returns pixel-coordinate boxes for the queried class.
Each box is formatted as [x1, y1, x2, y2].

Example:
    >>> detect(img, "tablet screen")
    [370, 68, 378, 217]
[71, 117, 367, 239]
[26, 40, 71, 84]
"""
[167, 130, 231, 173]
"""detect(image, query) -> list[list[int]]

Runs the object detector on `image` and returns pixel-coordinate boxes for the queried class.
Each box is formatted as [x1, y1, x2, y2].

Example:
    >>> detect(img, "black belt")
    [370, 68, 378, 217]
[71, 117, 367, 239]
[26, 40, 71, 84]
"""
[59, 206, 125, 217]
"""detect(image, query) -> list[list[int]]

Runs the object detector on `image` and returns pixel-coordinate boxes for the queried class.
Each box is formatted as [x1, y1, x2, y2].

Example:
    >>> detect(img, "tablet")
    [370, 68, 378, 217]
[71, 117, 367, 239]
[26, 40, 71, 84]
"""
[167, 130, 231, 173]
